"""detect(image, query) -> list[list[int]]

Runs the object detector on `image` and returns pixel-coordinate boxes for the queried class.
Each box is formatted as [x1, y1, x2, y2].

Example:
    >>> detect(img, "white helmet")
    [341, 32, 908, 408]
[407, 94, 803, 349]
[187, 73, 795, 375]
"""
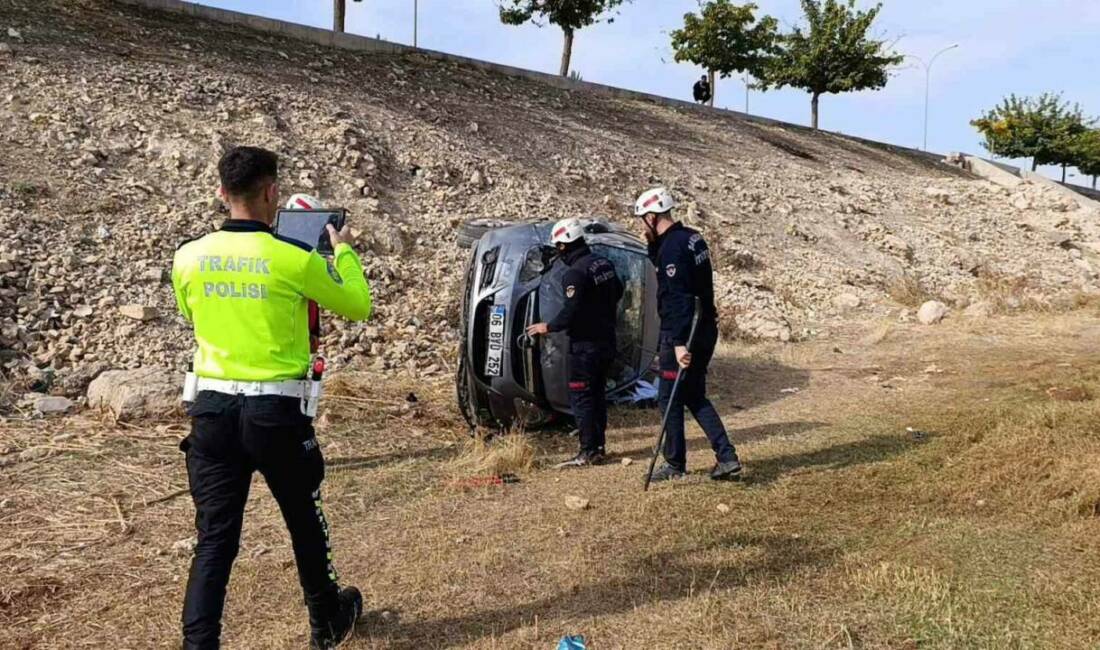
[285, 193, 323, 210]
[634, 187, 677, 217]
[550, 217, 586, 245]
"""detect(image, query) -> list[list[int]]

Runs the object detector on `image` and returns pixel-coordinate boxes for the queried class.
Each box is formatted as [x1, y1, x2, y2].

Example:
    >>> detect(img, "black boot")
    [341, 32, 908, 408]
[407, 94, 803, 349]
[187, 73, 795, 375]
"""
[309, 586, 363, 649]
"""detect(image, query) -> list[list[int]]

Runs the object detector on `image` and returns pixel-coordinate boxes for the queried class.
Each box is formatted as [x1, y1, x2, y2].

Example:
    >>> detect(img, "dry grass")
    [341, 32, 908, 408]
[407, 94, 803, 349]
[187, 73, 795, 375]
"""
[5, 315, 1100, 648]
[447, 434, 536, 480]
[974, 268, 1053, 313]
[884, 271, 939, 307]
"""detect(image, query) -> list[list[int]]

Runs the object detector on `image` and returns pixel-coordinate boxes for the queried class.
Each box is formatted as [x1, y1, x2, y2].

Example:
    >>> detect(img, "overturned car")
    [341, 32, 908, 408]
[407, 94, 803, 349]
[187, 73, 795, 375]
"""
[456, 218, 659, 429]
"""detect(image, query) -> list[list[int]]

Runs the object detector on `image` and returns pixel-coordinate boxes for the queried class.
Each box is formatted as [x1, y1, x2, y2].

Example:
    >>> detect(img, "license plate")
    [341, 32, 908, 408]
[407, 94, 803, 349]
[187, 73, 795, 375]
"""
[484, 305, 506, 377]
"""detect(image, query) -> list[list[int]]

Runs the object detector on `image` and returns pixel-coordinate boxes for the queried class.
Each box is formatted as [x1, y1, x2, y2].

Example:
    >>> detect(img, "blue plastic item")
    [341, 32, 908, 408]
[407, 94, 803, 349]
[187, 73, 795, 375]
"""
[557, 635, 586, 650]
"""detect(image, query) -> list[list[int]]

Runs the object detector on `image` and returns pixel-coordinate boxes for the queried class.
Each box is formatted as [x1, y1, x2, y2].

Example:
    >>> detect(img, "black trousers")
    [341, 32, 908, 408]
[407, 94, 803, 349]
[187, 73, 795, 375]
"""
[657, 325, 736, 470]
[180, 392, 339, 649]
[568, 340, 615, 453]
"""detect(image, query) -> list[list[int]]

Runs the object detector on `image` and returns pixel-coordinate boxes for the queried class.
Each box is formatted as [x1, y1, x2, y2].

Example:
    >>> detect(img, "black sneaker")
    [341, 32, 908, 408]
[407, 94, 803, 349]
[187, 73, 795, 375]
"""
[556, 448, 607, 469]
[649, 462, 686, 483]
[710, 458, 743, 481]
[310, 586, 363, 649]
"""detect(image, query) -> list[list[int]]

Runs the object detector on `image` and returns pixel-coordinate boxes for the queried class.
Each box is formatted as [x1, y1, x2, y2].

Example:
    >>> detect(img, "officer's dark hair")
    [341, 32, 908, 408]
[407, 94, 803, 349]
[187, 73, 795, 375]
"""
[218, 146, 278, 200]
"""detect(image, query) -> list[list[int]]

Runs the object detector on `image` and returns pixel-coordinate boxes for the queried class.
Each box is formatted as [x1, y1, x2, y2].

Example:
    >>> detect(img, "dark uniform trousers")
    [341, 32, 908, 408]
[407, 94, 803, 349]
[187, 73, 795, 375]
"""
[657, 323, 735, 470]
[180, 392, 339, 649]
[568, 339, 615, 454]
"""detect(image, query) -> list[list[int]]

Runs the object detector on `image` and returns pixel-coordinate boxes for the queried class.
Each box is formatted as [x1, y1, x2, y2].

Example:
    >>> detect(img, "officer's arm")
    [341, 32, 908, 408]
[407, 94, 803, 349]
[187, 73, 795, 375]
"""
[301, 243, 373, 321]
[547, 268, 587, 333]
[662, 246, 696, 347]
[170, 250, 192, 323]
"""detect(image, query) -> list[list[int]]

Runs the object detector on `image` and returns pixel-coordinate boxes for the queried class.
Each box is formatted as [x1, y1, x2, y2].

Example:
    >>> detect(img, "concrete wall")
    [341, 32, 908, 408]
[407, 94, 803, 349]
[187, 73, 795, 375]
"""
[112, 0, 954, 166]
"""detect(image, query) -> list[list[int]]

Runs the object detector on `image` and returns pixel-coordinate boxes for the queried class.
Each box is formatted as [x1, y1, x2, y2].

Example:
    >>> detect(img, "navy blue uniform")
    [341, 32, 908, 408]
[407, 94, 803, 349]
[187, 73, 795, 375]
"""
[548, 243, 623, 453]
[649, 223, 736, 470]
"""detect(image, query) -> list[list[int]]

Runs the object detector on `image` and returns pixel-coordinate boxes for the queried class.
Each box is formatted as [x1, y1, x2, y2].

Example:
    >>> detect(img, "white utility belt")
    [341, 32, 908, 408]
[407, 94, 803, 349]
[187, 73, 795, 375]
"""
[182, 372, 324, 417]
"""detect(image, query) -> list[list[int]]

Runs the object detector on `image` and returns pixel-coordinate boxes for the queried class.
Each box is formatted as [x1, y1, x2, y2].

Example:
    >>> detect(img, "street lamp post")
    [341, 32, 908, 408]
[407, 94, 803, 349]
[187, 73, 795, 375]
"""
[413, 0, 418, 47]
[913, 44, 959, 151]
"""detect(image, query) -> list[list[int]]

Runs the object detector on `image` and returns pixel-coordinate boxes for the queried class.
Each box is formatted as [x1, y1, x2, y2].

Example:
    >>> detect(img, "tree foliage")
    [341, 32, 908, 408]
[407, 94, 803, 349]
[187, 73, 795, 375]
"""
[670, 1, 777, 106]
[1070, 129, 1100, 185]
[754, 0, 902, 129]
[498, 0, 629, 76]
[971, 94, 1088, 171]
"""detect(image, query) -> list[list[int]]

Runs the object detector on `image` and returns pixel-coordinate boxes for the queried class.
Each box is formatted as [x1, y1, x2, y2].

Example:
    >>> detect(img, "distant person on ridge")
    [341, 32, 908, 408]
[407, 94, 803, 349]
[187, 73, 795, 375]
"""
[693, 75, 711, 105]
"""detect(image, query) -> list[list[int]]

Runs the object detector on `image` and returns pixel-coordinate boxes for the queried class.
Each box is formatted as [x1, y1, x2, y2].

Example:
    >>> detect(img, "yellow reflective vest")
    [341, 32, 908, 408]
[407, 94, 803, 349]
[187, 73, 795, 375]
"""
[171, 219, 372, 381]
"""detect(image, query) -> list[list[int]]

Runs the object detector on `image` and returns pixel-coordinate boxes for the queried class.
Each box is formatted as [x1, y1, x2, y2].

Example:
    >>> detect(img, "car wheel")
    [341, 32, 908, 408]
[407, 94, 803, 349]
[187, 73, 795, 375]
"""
[456, 218, 512, 249]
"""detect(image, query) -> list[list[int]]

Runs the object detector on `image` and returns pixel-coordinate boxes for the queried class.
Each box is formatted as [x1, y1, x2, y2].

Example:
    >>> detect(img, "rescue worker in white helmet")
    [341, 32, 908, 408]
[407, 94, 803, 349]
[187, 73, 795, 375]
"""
[526, 218, 624, 467]
[634, 187, 742, 482]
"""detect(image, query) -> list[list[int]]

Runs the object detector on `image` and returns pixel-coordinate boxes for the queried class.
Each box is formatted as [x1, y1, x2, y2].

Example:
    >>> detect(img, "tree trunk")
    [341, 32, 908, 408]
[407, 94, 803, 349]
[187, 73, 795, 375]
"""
[1032, 158, 1038, 172]
[707, 69, 715, 107]
[559, 28, 574, 77]
[333, 0, 345, 33]
[811, 93, 820, 130]
[1061, 164, 1067, 183]
[1092, 175, 1097, 190]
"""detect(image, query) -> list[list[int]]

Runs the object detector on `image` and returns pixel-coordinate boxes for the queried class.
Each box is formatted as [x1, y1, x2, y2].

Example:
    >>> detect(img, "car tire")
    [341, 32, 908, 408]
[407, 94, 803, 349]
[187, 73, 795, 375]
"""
[456, 218, 512, 249]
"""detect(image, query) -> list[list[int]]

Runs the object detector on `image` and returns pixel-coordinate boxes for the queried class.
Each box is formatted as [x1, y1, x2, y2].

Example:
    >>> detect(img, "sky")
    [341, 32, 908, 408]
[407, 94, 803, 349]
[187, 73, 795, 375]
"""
[192, 0, 1100, 185]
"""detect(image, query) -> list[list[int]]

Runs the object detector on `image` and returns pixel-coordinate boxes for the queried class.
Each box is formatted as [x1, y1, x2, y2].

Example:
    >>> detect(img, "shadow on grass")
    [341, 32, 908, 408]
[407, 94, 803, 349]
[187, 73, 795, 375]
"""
[382, 532, 832, 649]
[744, 434, 918, 487]
[326, 444, 459, 473]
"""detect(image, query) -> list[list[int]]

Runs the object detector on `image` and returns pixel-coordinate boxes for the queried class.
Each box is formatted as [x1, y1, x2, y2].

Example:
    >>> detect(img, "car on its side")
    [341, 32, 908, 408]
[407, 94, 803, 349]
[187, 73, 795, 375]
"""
[455, 218, 659, 429]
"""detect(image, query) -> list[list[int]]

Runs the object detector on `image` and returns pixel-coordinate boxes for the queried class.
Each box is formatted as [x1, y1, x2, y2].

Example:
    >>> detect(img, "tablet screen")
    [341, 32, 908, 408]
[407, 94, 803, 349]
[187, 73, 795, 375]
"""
[274, 209, 345, 253]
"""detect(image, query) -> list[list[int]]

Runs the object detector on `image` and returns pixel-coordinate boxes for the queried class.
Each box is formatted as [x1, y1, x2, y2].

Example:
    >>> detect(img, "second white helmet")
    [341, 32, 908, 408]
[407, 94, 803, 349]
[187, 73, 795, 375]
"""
[550, 218, 586, 245]
[285, 193, 323, 210]
[634, 187, 677, 217]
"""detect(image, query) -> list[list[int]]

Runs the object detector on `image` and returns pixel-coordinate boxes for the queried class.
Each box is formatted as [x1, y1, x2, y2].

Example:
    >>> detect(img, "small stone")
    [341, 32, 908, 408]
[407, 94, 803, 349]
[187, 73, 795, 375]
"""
[467, 121, 479, 133]
[7, 27, 21, 39]
[832, 293, 861, 310]
[716, 503, 731, 514]
[0, 42, 11, 54]
[620, 457, 633, 466]
[564, 495, 590, 511]
[73, 305, 94, 318]
[119, 305, 158, 321]
[917, 300, 948, 325]
[172, 537, 197, 557]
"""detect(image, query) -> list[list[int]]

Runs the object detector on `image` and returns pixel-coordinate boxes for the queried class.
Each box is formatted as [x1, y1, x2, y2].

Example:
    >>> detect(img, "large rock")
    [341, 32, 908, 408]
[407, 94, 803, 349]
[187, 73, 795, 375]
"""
[917, 300, 948, 325]
[87, 367, 182, 420]
[35, 395, 74, 415]
[119, 305, 158, 321]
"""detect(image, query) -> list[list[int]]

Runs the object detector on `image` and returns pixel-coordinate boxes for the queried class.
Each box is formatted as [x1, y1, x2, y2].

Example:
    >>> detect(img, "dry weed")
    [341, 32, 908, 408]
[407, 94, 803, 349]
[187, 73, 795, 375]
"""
[884, 272, 938, 307]
[447, 433, 535, 479]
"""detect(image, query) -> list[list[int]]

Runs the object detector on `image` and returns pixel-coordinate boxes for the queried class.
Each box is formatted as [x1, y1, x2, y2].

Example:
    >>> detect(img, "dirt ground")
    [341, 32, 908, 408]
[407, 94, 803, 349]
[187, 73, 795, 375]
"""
[5, 311, 1100, 649]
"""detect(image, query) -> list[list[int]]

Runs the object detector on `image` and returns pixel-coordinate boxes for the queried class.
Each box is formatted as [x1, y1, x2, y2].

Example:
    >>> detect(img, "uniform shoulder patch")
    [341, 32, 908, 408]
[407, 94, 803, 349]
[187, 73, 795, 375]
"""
[325, 258, 343, 285]
[565, 285, 576, 298]
[665, 264, 677, 278]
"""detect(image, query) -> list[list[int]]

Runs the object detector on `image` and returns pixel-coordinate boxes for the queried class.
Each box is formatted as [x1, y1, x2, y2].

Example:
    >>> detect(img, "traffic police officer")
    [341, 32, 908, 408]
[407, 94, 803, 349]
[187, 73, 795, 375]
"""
[634, 187, 742, 482]
[527, 217, 624, 467]
[171, 146, 372, 649]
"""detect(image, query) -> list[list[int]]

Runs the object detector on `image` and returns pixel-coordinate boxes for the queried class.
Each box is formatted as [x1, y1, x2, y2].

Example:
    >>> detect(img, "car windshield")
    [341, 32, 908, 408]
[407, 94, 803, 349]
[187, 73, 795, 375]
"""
[591, 245, 648, 391]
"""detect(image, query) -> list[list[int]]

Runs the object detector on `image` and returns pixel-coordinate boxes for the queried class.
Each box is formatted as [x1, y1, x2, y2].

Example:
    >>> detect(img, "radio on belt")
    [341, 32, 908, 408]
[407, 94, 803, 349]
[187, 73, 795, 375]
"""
[301, 357, 326, 417]
[182, 362, 198, 403]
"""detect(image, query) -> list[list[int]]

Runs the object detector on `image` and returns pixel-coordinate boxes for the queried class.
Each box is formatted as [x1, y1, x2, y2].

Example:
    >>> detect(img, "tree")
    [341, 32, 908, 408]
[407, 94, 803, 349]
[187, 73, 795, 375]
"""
[333, 0, 362, 34]
[971, 94, 1088, 173]
[669, 1, 777, 108]
[1070, 128, 1100, 189]
[754, 0, 902, 130]
[499, 0, 629, 77]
